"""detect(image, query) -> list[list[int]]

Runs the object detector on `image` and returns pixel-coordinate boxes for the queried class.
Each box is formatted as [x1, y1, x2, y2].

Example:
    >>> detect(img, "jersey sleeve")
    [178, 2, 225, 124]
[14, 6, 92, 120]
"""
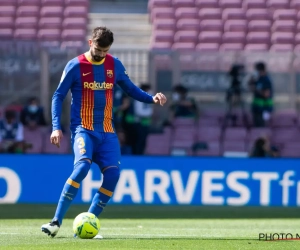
[115, 58, 154, 104]
[52, 60, 76, 131]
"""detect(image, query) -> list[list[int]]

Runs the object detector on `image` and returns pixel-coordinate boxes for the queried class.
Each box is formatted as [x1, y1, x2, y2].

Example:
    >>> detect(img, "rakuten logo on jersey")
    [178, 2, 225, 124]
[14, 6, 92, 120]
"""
[84, 81, 113, 90]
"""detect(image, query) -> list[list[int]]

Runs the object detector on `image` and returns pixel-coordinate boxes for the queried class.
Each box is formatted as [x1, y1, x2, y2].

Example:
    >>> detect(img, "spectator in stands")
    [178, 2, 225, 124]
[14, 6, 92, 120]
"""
[123, 84, 153, 155]
[20, 97, 46, 129]
[0, 110, 25, 153]
[250, 136, 279, 158]
[248, 62, 273, 127]
[169, 84, 198, 120]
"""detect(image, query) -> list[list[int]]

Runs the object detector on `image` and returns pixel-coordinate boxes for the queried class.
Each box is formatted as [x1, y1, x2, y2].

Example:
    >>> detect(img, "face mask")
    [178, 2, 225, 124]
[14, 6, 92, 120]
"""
[172, 92, 180, 101]
[28, 105, 38, 113]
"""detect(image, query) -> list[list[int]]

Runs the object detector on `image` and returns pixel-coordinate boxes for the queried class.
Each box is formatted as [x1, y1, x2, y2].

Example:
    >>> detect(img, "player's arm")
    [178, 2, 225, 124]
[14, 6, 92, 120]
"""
[115, 59, 166, 105]
[51, 61, 75, 147]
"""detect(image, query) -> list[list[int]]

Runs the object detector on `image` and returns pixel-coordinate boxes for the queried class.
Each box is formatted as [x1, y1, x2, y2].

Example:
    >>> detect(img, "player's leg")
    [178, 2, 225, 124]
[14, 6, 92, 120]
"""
[41, 132, 93, 237]
[88, 133, 121, 217]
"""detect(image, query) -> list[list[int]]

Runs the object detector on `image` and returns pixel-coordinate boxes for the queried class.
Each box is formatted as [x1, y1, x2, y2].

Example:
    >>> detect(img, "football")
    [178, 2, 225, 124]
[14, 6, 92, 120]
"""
[73, 212, 100, 239]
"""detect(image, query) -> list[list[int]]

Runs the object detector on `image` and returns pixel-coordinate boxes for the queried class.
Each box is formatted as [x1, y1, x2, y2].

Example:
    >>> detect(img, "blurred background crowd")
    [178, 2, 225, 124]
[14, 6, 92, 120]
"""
[1, 0, 300, 158]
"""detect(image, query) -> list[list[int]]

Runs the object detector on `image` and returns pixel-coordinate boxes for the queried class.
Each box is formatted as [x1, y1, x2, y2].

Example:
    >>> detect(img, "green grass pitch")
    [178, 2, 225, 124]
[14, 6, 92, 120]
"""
[1, 218, 300, 250]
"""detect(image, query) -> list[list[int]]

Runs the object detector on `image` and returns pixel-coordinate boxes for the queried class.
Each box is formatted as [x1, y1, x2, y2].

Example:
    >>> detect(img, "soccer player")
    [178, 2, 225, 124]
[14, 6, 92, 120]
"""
[41, 27, 167, 238]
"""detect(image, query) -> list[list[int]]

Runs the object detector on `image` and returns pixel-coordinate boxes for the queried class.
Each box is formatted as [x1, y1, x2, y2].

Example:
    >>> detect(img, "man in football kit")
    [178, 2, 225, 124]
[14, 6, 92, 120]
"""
[41, 27, 167, 237]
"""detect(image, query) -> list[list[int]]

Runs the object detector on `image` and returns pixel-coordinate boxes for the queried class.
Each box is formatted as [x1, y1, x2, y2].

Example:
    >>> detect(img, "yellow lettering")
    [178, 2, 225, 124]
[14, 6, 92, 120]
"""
[83, 81, 114, 90]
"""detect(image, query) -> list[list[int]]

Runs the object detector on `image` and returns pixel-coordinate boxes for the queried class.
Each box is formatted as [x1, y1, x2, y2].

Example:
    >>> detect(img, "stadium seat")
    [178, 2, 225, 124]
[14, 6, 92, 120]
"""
[246, 32, 270, 44]
[248, 20, 271, 32]
[197, 126, 222, 142]
[40, 6, 64, 17]
[290, 0, 300, 10]
[0, 6, 16, 17]
[175, 7, 198, 19]
[198, 117, 221, 126]
[248, 127, 272, 143]
[172, 42, 195, 51]
[271, 32, 294, 44]
[0, 17, 15, 29]
[61, 41, 84, 50]
[224, 20, 247, 32]
[0, 0, 17, 5]
[152, 30, 174, 43]
[222, 8, 246, 20]
[222, 141, 247, 153]
[145, 133, 171, 155]
[194, 141, 221, 156]
[199, 31, 222, 43]
[267, 0, 290, 10]
[198, 8, 222, 20]
[65, 0, 89, 6]
[195, 43, 219, 51]
[150, 41, 172, 49]
[38, 28, 61, 41]
[200, 19, 223, 32]
[24, 127, 44, 154]
[173, 0, 195, 8]
[174, 30, 198, 43]
[39, 17, 62, 29]
[273, 9, 297, 20]
[42, 0, 64, 7]
[62, 17, 87, 29]
[272, 128, 300, 144]
[219, 0, 242, 9]
[150, 7, 174, 22]
[271, 111, 298, 127]
[195, 0, 218, 9]
[17, 6, 40, 17]
[15, 17, 38, 29]
[281, 142, 300, 158]
[61, 29, 86, 41]
[0, 29, 14, 39]
[18, 0, 40, 6]
[272, 20, 296, 32]
[148, 0, 172, 9]
[222, 32, 246, 44]
[244, 43, 269, 51]
[219, 43, 244, 51]
[246, 9, 271, 21]
[224, 127, 248, 141]
[153, 19, 176, 31]
[176, 19, 199, 31]
[14, 28, 37, 40]
[64, 6, 88, 18]
[270, 44, 294, 52]
[243, 0, 266, 9]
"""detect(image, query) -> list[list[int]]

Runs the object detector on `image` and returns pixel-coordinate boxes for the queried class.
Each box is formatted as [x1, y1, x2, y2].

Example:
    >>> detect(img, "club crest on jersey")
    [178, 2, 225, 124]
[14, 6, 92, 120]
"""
[107, 70, 113, 78]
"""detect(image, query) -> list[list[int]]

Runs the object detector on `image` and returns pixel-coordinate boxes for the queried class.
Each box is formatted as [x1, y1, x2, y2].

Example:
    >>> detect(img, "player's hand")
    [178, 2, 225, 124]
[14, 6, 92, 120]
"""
[153, 92, 167, 106]
[50, 130, 63, 148]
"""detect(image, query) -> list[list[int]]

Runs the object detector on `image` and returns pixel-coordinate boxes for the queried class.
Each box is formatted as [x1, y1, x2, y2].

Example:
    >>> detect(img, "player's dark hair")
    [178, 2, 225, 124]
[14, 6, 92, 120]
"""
[92, 27, 114, 47]
[255, 62, 266, 72]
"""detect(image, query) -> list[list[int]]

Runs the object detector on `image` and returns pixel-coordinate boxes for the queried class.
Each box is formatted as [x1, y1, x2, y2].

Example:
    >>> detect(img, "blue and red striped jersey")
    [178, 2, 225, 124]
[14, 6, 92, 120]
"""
[52, 53, 154, 133]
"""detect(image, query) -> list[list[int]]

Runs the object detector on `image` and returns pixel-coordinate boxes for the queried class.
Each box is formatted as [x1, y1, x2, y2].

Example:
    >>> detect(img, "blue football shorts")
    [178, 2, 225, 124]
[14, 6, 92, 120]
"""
[71, 128, 121, 170]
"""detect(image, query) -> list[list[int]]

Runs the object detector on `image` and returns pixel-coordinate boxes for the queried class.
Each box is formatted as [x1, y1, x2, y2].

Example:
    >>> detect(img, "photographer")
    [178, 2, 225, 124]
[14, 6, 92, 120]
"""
[224, 64, 247, 127]
[250, 136, 279, 158]
[249, 62, 273, 127]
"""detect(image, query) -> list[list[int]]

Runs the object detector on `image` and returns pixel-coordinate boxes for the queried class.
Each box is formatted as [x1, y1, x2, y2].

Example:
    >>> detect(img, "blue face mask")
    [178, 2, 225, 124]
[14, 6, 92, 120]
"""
[28, 105, 38, 113]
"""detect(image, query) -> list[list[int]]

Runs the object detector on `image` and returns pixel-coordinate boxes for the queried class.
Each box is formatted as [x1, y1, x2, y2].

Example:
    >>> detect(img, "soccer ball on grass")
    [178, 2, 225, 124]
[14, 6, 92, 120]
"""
[73, 212, 100, 239]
